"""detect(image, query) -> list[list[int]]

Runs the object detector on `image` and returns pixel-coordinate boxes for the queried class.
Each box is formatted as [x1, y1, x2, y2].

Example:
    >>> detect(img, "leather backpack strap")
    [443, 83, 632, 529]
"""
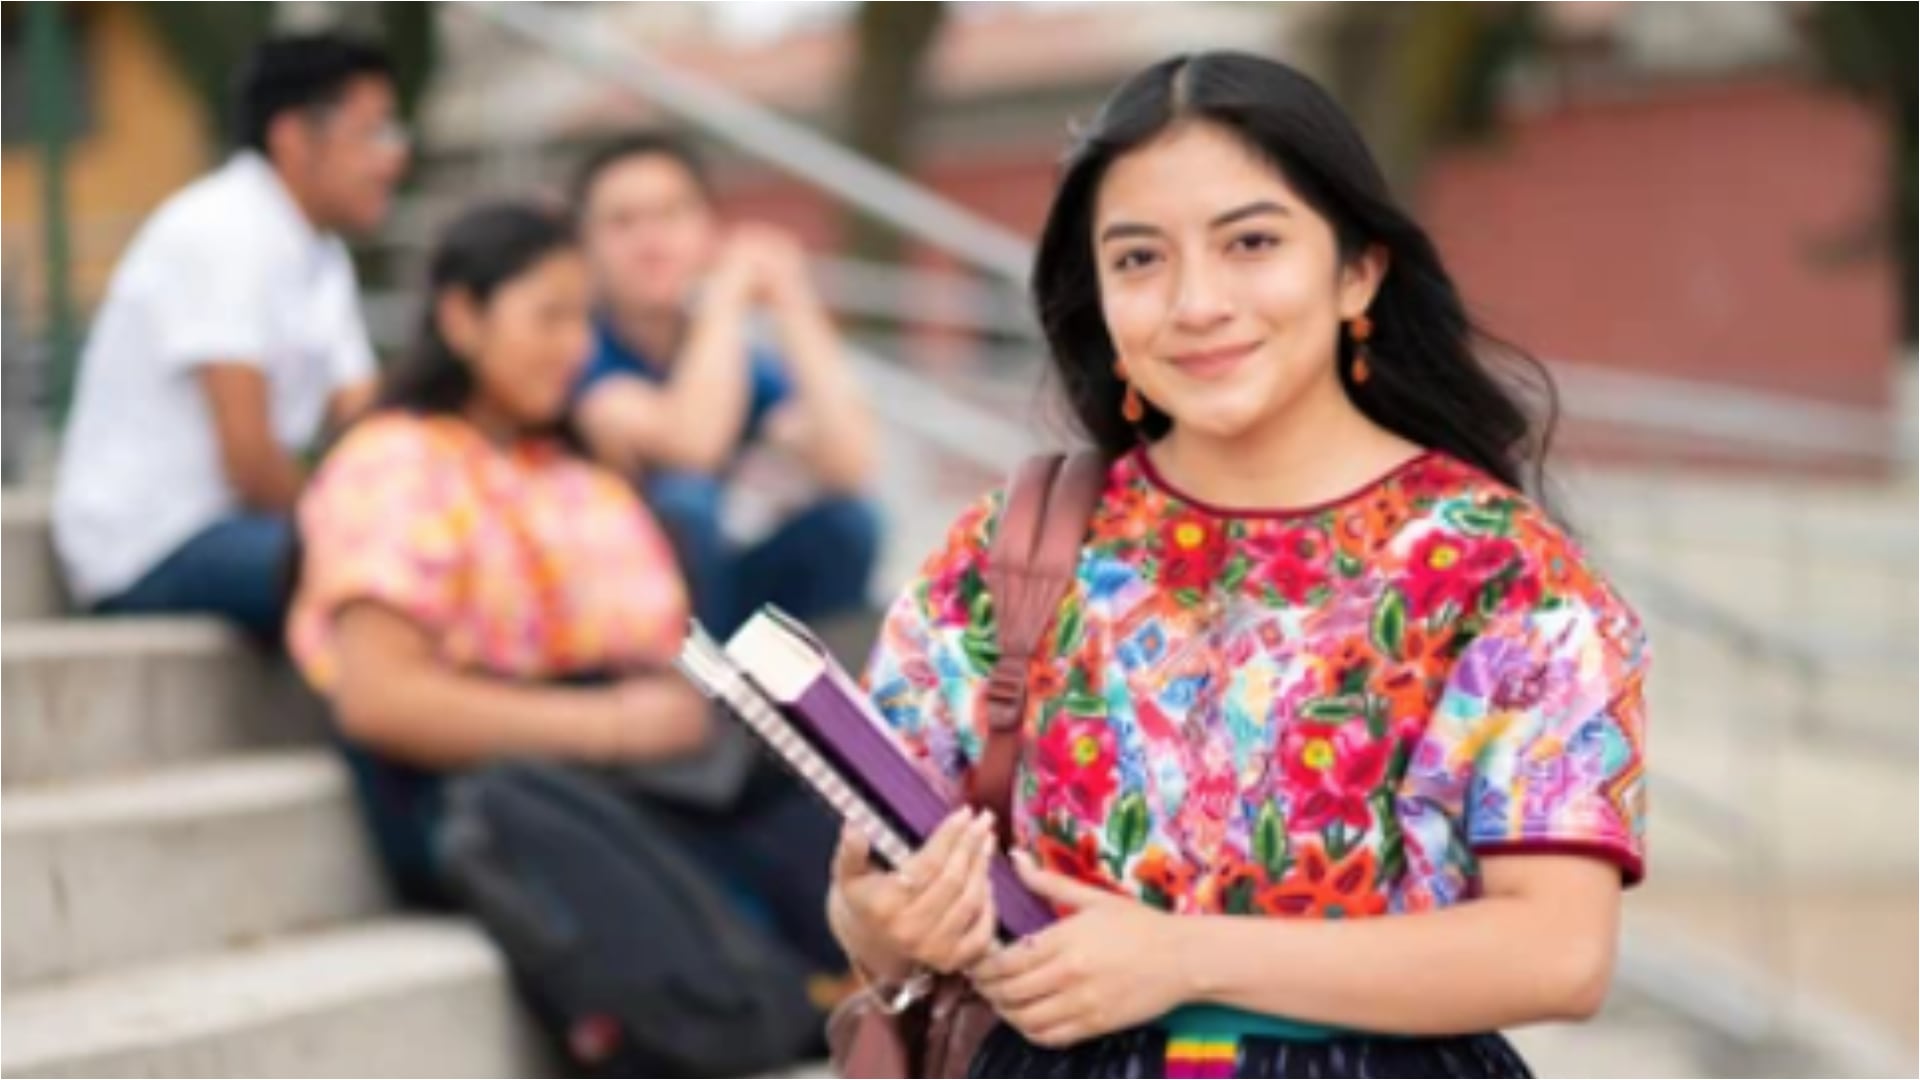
[969, 450, 1108, 837]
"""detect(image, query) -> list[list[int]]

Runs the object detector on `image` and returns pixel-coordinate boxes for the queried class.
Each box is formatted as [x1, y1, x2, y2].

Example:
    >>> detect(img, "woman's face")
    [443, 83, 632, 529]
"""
[1092, 121, 1382, 444]
[446, 249, 596, 428]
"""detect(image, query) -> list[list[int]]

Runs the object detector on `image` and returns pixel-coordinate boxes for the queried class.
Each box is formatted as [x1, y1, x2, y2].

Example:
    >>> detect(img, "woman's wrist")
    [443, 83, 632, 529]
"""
[828, 888, 916, 986]
[586, 686, 628, 762]
[1165, 910, 1223, 1007]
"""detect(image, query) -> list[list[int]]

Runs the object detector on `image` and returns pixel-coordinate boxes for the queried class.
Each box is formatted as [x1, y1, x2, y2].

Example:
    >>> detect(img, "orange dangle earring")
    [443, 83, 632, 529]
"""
[1348, 314, 1373, 385]
[1115, 360, 1145, 423]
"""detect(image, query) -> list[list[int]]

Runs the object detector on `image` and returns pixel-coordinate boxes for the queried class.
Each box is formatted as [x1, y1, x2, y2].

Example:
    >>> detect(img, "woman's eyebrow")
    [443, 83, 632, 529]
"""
[1211, 200, 1290, 228]
[1098, 220, 1162, 244]
[1098, 200, 1291, 244]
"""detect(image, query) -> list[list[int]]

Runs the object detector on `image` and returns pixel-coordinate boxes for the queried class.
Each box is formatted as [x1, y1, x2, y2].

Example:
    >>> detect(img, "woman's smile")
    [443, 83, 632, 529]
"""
[1166, 338, 1263, 381]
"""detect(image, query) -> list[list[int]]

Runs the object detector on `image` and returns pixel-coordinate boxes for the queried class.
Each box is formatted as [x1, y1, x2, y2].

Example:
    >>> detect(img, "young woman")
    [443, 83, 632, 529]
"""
[287, 202, 842, 971]
[826, 53, 1648, 1078]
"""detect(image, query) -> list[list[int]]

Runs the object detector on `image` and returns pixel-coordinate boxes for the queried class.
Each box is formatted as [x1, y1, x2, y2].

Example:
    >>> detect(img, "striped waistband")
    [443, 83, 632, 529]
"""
[1158, 1003, 1355, 1042]
[1158, 1005, 1359, 1077]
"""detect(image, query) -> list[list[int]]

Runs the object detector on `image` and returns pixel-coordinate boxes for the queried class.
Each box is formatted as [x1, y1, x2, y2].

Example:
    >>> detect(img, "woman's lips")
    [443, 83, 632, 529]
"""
[1167, 340, 1261, 380]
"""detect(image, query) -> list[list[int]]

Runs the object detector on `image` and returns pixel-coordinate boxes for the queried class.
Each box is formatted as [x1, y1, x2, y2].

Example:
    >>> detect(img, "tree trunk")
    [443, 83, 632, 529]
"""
[838, 2, 947, 269]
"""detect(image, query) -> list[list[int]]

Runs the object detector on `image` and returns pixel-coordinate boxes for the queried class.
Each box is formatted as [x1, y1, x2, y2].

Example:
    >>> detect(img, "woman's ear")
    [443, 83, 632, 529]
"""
[435, 287, 483, 362]
[1339, 243, 1390, 320]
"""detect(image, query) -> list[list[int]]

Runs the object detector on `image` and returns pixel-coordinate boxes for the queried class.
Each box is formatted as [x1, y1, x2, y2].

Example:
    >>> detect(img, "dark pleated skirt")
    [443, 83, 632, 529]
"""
[968, 1021, 1534, 1079]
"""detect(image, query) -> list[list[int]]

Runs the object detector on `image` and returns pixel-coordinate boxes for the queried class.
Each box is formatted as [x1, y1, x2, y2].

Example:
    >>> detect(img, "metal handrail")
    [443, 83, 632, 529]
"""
[470, 3, 1033, 282]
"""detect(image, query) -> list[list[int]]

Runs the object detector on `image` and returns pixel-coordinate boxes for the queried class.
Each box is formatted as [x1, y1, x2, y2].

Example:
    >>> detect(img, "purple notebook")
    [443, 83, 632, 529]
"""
[676, 606, 1055, 941]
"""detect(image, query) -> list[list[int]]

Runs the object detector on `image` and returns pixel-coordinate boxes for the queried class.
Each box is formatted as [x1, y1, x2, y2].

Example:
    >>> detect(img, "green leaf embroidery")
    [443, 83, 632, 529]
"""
[1386, 740, 1413, 782]
[1254, 802, 1289, 881]
[1108, 793, 1150, 860]
[1371, 587, 1407, 656]
[1054, 604, 1084, 659]
[1338, 660, 1374, 696]
[1364, 697, 1388, 740]
[1221, 555, 1251, 593]
[1301, 696, 1367, 721]
[967, 579, 993, 623]
[1174, 587, 1205, 609]
[1444, 503, 1510, 536]
[1375, 791, 1407, 886]
[1335, 551, 1364, 579]
[1224, 878, 1259, 916]
[960, 626, 998, 676]
[1325, 823, 1351, 863]
[1062, 690, 1107, 717]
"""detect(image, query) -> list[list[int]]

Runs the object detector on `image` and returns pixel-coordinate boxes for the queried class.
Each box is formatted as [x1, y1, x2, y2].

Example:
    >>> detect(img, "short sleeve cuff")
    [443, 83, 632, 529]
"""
[1472, 837, 1645, 887]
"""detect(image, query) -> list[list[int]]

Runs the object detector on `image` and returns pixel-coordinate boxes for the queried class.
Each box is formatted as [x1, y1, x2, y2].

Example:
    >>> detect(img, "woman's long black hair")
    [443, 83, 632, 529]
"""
[376, 200, 579, 439]
[1033, 52, 1556, 496]
[283, 201, 584, 611]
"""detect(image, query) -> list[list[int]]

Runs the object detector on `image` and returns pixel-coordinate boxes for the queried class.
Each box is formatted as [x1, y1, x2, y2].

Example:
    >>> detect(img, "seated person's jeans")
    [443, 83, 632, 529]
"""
[645, 471, 881, 639]
[94, 514, 292, 641]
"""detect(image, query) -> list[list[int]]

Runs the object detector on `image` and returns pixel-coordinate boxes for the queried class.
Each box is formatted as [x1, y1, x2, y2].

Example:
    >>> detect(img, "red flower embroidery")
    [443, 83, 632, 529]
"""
[1028, 660, 1067, 706]
[1258, 844, 1389, 919]
[1404, 533, 1477, 616]
[1204, 853, 1267, 914]
[1133, 847, 1198, 903]
[1280, 722, 1392, 833]
[1034, 828, 1106, 887]
[1036, 715, 1119, 820]
[1159, 510, 1225, 591]
[1261, 526, 1332, 604]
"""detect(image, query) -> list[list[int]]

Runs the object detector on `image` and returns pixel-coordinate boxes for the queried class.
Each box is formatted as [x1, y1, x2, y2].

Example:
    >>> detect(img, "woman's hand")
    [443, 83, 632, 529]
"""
[827, 808, 999, 981]
[969, 851, 1191, 1049]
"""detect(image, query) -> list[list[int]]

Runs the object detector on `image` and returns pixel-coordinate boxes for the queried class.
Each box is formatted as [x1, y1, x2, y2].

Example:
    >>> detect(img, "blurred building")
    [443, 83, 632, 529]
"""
[0, 2, 214, 315]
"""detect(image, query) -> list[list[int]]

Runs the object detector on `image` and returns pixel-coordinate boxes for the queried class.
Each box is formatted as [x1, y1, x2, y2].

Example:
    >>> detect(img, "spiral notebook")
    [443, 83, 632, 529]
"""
[675, 606, 1056, 941]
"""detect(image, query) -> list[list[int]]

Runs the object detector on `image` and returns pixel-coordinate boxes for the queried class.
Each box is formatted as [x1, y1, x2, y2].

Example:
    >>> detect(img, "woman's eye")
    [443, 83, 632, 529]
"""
[1112, 248, 1159, 272]
[1230, 232, 1281, 254]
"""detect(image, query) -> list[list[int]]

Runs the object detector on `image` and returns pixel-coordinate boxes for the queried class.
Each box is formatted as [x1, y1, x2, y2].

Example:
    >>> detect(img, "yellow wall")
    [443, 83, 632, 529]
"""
[3, 3, 213, 316]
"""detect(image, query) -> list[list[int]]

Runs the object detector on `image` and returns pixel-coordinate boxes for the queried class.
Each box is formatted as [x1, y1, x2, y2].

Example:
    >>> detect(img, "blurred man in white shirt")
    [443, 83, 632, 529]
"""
[54, 33, 408, 638]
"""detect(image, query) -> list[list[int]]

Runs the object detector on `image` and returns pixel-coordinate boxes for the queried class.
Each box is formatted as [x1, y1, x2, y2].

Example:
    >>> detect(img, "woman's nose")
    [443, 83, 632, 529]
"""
[1170, 256, 1233, 332]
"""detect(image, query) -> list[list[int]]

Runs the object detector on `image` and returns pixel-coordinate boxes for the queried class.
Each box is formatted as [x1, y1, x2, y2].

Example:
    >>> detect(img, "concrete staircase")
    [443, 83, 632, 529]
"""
[7, 446, 1913, 1077]
[0, 493, 551, 1077]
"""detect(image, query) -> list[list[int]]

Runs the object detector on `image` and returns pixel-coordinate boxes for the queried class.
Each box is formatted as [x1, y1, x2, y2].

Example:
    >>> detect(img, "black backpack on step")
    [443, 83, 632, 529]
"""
[437, 760, 822, 1076]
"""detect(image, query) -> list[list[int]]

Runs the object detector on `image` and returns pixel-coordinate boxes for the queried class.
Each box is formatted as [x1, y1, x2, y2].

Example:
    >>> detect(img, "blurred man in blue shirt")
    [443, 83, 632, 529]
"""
[570, 134, 879, 638]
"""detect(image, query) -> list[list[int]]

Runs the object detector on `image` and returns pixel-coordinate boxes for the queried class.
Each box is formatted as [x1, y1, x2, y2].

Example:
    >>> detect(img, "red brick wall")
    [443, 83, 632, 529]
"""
[1421, 77, 1894, 410]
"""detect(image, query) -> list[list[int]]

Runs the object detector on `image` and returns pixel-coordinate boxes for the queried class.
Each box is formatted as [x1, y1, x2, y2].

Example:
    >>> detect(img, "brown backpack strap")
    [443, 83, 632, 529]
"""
[969, 450, 1108, 837]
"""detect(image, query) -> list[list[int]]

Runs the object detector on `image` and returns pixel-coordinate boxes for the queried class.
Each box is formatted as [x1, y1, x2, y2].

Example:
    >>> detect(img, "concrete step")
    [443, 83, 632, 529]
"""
[1642, 701, 1916, 881]
[2, 490, 66, 622]
[1610, 542, 1917, 656]
[4, 749, 387, 988]
[1619, 900, 1918, 1078]
[1, 916, 550, 1078]
[1627, 883, 1920, 1068]
[2, 617, 328, 788]
[1510, 991, 1721, 1078]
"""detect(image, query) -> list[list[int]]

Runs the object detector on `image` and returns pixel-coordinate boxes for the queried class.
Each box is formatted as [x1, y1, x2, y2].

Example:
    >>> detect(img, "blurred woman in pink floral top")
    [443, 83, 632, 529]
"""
[827, 54, 1648, 1079]
[288, 203, 844, 1006]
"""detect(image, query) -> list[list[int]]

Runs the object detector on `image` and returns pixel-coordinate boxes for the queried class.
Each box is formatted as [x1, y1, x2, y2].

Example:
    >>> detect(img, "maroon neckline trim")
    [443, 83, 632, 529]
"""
[1130, 445, 1439, 520]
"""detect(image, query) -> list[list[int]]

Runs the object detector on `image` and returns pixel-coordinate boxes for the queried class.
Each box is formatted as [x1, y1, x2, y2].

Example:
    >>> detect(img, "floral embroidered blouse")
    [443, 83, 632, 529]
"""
[864, 448, 1648, 919]
[290, 412, 688, 691]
